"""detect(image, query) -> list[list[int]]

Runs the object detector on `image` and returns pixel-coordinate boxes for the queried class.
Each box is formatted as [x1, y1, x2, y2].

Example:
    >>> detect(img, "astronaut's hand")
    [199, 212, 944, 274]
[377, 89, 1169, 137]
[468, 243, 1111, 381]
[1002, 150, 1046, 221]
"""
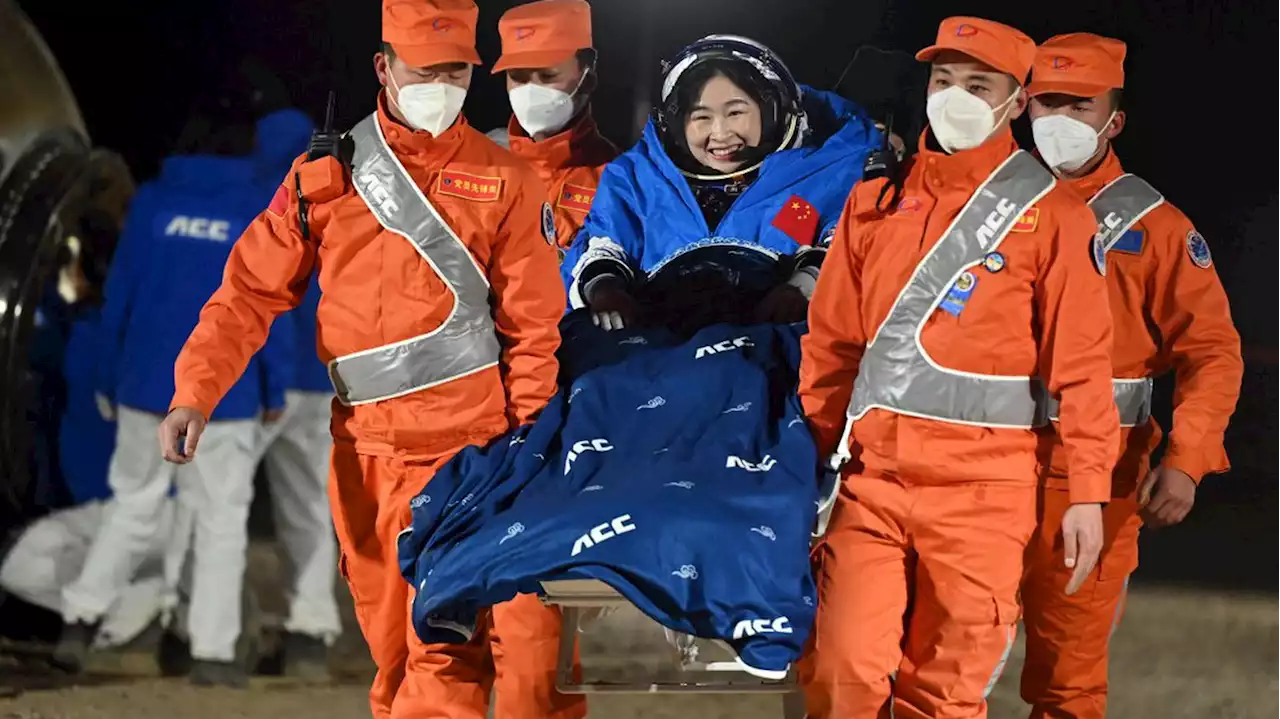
[1139, 466, 1197, 528]
[753, 284, 809, 324]
[588, 280, 639, 331]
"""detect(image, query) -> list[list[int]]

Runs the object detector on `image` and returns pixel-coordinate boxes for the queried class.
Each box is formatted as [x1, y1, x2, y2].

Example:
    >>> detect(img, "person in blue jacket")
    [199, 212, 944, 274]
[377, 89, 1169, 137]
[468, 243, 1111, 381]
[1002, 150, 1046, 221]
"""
[561, 34, 882, 336]
[52, 113, 295, 688]
[244, 108, 343, 679]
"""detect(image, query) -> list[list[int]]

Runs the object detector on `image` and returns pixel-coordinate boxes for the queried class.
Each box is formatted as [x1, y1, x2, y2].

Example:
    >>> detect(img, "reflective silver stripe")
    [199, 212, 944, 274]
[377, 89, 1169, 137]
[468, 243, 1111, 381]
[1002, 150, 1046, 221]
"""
[1046, 174, 1164, 427]
[846, 150, 1056, 430]
[1089, 173, 1164, 253]
[327, 114, 501, 406]
[1108, 575, 1131, 640]
[982, 624, 1016, 699]
[1048, 377, 1153, 427]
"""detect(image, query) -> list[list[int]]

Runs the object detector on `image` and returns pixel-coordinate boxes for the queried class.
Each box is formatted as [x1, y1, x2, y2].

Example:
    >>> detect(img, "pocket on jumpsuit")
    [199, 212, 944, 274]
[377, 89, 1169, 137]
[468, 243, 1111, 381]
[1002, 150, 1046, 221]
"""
[978, 596, 1019, 700]
[338, 553, 368, 630]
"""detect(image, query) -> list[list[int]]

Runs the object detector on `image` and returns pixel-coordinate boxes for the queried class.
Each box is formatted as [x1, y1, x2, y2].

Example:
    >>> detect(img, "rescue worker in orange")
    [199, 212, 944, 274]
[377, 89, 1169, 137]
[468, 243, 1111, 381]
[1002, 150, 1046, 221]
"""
[490, 0, 617, 251]
[1020, 33, 1243, 719]
[798, 17, 1120, 718]
[157, 1, 585, 717]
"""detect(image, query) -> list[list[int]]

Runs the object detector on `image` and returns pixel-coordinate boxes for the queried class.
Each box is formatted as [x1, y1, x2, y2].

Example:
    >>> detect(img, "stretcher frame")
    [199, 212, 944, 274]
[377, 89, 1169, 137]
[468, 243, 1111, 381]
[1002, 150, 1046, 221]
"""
[537, 471, 841, 707]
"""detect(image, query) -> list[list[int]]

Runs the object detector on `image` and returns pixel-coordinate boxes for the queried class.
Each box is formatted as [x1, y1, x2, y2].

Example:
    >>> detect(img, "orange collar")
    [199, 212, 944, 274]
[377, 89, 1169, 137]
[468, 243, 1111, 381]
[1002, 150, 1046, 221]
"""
[1060, 147, 1125, 200]
[915, 128, 1021, 188]
[506, 109, 605, 172]
[376, 90, 466, 168]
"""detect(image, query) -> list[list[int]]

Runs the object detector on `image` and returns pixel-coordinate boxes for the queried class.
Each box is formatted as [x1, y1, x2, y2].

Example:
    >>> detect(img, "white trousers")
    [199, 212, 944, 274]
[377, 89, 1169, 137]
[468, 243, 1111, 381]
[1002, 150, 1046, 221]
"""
[253, 391, 340, 640]
[0, 499, 176, 647]
[61, 406, 258, 662]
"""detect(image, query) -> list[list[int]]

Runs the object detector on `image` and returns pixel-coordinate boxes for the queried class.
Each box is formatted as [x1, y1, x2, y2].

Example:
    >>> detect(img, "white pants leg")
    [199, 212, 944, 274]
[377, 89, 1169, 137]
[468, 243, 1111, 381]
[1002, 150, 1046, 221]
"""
[172, 417, 258, 662]
[61, 409, 173, 624]
[259, 391, 340, 640]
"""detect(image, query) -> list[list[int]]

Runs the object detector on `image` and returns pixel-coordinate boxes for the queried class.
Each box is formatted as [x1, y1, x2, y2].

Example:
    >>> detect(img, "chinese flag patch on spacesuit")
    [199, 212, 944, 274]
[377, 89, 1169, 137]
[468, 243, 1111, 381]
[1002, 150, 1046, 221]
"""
[437, 170, 503, 202]
[1010, 207, 1040, 233]
[267, 184, 289, 217]
[557, 183, 596, 213]
[771, 195, 820, 245]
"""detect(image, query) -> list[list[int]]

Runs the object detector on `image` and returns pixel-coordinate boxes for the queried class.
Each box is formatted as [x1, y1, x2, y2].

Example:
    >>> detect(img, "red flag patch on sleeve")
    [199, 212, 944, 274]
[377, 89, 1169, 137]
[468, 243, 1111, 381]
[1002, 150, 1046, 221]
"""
[1010, 207, 1040, 233]
[771, 195, 821, 245]
[557, 183, 596, 213]
[437, 170, 503, 202]
[266, 183, 289, 217]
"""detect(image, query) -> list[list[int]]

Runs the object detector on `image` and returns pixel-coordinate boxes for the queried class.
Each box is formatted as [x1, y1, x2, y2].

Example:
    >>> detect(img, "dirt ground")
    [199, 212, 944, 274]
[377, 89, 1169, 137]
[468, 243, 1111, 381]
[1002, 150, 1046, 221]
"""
[0, 538, 1275, 719]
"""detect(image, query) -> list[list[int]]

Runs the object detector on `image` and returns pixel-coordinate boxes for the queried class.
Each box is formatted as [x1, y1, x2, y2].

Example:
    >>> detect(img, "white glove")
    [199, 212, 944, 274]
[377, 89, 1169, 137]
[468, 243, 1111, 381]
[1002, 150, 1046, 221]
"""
[591, 310, 626, 331]
[94, 393, 116, 422]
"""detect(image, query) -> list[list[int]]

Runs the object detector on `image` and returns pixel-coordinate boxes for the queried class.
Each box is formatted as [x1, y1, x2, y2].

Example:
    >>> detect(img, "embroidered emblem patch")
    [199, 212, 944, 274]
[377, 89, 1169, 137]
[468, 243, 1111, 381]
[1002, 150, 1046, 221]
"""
[1186, 229, 1212, 269]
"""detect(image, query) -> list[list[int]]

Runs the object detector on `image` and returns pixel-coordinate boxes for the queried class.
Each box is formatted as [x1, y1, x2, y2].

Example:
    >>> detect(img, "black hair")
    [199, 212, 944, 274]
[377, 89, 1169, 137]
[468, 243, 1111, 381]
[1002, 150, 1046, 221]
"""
[1109, 88, 1124, 112]
[383, 41, 396, 60]
[662, 57, 783, 175]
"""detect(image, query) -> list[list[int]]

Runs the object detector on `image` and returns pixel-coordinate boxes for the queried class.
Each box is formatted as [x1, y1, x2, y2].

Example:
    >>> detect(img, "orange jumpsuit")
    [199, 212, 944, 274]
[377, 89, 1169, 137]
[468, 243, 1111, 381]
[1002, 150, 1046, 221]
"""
[798, 130, 1120, 719]
[171, 96, 585, 719]
[505, 110, 617, 249]
[1020, 149, 1243, 718]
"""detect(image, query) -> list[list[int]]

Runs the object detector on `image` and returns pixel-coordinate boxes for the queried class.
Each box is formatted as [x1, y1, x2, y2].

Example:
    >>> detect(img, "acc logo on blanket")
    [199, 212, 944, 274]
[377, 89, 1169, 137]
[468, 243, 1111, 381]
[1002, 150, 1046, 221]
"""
[727, 455, 777, 473]
[570, 514, 636, 557]
[732, 616, 793, 639]
[564, 438, 614, 475]
[695, 335, 754, 359]
[437, 170, 503, 202]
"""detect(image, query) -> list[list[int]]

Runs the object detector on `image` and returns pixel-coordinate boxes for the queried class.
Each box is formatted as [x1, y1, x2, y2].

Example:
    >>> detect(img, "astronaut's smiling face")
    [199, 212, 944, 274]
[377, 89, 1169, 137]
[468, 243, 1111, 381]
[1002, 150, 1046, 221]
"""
[684, 74, 762, 173]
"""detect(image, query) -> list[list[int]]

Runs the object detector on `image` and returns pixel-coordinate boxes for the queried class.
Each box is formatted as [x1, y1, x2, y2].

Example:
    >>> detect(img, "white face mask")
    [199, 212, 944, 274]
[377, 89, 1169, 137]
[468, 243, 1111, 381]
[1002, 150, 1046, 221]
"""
[1031, 112, 1115, 174]
[509, 71, 586, 138]
[926, 85, 1020, 154]
[388, 73, 467, 137]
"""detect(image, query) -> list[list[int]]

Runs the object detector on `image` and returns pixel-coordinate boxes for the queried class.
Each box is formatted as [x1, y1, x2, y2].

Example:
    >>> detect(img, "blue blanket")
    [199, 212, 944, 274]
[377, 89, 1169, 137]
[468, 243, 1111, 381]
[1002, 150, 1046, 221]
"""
[397, 313, 820, 677]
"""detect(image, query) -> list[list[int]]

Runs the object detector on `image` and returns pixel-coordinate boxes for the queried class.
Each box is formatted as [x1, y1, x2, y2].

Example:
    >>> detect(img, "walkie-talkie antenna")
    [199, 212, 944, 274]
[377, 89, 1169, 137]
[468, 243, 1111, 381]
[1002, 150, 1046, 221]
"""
[323, 90, 336, 133]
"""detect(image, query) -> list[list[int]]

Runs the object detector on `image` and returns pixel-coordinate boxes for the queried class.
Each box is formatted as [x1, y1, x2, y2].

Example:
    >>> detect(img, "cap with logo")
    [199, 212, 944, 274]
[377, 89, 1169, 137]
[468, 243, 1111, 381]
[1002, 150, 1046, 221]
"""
[382, 0, 481, 68]
[491, 0, 593, 74]
[915, 16, 1037, 84]
[1028, 33, 1127, 99]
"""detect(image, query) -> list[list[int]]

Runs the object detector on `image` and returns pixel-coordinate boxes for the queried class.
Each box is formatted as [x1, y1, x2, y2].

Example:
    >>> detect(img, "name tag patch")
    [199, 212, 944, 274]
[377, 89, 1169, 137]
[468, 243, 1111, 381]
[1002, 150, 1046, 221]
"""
[558, 183, 596, 213]
[1010, 207, 1040, 233]
[939, 271, 978, 316]
[438, 170, 503, 202]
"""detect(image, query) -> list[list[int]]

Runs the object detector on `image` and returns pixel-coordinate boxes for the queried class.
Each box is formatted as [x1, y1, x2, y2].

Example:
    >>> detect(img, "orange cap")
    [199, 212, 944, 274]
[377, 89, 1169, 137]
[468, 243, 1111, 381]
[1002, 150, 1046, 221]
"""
[1028, 33, 1127, 98]
[382, 0, 481, 68]
[916, 16, 1036, 83]
[491, 0, 592, 74]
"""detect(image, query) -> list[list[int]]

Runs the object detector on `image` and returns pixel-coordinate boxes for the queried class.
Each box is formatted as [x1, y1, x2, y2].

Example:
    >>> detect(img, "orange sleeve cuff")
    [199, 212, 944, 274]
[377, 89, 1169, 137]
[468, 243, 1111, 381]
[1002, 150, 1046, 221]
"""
[1068, 471, 1112, 505]
[1162, 445, 1223, 485]
[169, 392, 215, 422]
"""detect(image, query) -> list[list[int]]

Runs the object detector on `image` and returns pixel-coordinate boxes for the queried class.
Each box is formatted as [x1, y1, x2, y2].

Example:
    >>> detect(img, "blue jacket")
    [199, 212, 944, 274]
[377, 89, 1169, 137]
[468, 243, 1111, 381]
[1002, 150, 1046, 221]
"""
[59, 308, 117, 504]
[561, 87, 881, 308]
[253, 109, 331, 394]
[97, 154, 294, 418]
[398, 317, 820, 677]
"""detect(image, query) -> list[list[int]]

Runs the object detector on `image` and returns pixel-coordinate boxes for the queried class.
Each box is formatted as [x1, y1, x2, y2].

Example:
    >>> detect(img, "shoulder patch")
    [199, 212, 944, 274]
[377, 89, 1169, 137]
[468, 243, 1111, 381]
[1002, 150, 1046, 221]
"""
[557, 183, 596, 213]
[541, 202, 556, 245]
[437, 170, 503, 202]
[1091, 232, 1108, 276]
[1010, 207, 1040, 233]
[1185, 229, 1212, 268]
[267, 183, 290, 217]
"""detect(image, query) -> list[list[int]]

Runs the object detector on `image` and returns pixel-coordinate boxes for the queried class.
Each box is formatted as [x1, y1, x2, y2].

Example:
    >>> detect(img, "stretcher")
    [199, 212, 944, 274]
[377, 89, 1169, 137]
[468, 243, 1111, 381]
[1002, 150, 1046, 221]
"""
[536, 469, 841, 714]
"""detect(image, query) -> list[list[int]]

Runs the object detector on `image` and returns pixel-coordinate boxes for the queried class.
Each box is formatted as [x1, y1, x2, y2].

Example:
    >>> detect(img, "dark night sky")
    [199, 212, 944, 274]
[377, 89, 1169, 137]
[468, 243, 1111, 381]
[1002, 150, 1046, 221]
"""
[17, 0, 1279, 481]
